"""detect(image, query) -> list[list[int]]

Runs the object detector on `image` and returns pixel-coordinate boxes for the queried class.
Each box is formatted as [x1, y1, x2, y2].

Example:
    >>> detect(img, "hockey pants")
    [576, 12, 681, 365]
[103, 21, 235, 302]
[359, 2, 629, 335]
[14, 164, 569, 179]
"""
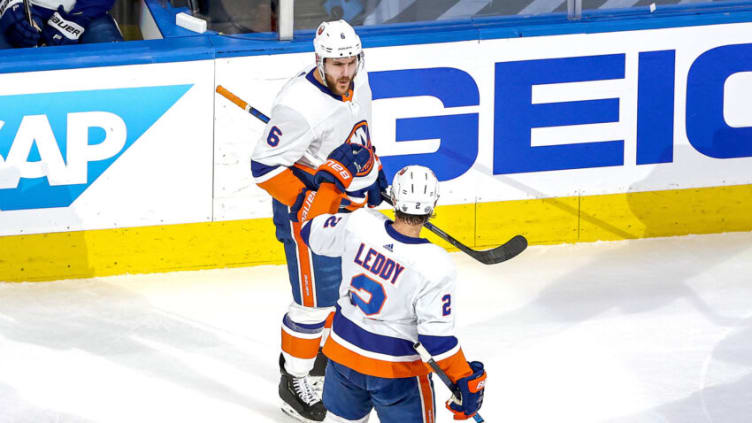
[273, 199, 340, 376]
[323, 360, 436, 423]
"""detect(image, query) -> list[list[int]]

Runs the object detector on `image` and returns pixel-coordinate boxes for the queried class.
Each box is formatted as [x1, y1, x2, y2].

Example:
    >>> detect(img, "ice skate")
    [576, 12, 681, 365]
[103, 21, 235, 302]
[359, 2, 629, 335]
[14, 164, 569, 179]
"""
[279, 354, 326, 422]
[309, 348, 327, 395]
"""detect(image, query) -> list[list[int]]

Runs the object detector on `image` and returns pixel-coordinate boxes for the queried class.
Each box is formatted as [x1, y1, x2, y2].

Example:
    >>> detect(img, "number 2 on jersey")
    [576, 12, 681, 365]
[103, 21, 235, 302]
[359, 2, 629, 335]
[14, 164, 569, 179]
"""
[349, 274, 386, 316]
[442, 294, 451, 316]
[324, 216, 342, 228]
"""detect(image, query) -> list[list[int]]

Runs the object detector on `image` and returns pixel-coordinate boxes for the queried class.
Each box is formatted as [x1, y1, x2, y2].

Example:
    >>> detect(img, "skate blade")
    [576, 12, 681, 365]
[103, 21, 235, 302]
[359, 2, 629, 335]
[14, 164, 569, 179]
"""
[280, 402, 326, 423]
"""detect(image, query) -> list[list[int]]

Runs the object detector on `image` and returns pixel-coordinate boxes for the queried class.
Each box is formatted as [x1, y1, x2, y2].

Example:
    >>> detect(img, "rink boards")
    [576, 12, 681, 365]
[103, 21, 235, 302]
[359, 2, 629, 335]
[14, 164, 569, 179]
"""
[1, 19, 752, 281]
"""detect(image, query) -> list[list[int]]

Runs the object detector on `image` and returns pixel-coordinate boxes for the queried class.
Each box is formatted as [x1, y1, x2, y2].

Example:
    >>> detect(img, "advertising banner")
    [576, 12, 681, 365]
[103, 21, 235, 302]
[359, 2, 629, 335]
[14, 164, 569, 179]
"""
[0, 60, 215, 236]
[214, 22, 752, 219]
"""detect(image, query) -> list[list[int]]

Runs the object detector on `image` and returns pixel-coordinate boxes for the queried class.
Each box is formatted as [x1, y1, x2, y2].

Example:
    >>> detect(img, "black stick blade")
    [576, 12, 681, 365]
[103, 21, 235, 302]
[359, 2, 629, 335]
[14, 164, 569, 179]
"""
[470, 235, 528, 265]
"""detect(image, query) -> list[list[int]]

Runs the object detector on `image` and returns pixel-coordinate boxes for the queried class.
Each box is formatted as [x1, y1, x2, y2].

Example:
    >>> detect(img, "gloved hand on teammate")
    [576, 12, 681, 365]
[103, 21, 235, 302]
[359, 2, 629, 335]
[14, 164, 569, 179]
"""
[0, 0, 43, 48]
[42, 6, 88, 46]
[446, 361, 486, 420]
[292, 143, 377, 221]
[356, 144, 389, 207]
[289, 183, 344, 223]
[314, 143, 376, 193]
[342, 166, 388, 210]
[366, 166, 389, 207]
[289, 188, 314, 223]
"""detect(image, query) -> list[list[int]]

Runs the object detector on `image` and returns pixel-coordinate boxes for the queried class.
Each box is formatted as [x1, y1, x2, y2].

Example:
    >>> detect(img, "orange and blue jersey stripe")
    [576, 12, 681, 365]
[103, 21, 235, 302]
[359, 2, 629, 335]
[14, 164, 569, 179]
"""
[323, 309, 471, 380]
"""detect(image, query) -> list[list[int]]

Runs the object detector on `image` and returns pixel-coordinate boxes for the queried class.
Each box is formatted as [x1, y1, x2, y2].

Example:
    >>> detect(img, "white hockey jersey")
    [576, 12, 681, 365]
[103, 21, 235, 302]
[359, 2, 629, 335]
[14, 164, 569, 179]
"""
[302, 208, 472, 379]
[251, 65, 373, 190]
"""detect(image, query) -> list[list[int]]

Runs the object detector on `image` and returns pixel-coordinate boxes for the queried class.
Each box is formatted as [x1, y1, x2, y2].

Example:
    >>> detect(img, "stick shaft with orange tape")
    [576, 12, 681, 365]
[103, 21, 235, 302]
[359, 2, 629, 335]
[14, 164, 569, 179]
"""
[215, 85, 270, 124]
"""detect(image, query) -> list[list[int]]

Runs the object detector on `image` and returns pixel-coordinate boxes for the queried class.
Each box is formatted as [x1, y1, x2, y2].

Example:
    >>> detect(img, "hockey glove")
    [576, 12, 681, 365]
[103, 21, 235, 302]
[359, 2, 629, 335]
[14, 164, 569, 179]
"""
[289, 188, 314, 223]
[0, 0, 43, 48]
[289, 183, 342, 223]
[341, 167, 388, 210]
[339, 190, 368, 212]
[446, 361, 486, 420]
[314, 143, 375, 193]
[366, 167, 388, 207]
[42, 6, 87, 46]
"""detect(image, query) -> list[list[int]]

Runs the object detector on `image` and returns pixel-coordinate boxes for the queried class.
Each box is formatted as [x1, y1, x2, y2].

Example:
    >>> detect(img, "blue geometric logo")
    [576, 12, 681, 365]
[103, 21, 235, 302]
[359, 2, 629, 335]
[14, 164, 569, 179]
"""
[0, 84, 192, 211]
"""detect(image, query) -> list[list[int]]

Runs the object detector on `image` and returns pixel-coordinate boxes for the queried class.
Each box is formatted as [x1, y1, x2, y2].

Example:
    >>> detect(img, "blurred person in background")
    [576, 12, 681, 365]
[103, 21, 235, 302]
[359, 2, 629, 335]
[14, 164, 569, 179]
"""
[0, 0, 123, 49]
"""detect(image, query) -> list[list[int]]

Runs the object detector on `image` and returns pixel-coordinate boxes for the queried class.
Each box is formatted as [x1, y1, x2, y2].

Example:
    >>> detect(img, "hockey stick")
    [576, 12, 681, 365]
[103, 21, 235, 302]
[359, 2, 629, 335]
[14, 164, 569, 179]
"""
[414, 342, 485, 423]
[216, 85, 270, 124]
[381, 194, 526, 265]
[215, 84, 527, 265]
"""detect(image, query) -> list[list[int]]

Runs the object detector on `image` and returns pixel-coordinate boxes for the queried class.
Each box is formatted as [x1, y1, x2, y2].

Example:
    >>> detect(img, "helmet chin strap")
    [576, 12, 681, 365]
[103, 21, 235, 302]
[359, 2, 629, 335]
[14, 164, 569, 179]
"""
[316, 54, 327, 84]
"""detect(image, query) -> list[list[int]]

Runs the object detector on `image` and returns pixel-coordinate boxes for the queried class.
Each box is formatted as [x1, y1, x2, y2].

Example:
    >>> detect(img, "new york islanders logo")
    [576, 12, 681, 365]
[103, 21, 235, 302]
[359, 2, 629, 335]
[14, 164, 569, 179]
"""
[345, 120, 374, 176]
[351, 144, 375, 177]
[345, 120, 371, 149]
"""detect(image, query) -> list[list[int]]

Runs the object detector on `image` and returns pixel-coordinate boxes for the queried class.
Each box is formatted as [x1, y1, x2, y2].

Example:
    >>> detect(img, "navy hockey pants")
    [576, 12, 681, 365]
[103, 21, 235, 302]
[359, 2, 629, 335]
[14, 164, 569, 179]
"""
[323, 360, 436, 422]
[272, 198, 341, 308]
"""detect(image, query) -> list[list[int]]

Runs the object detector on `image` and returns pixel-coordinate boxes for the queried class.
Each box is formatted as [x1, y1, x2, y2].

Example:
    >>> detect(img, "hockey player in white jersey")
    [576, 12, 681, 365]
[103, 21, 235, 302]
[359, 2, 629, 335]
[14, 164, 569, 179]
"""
[295, 165, 487, 422]
[250, 19, 387, 422]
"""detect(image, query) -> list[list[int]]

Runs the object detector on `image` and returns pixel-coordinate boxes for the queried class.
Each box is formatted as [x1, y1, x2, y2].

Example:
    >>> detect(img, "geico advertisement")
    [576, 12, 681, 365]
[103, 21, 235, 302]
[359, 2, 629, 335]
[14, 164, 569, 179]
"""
[214, 22, 752, 220]
[0, 60, 215, 236]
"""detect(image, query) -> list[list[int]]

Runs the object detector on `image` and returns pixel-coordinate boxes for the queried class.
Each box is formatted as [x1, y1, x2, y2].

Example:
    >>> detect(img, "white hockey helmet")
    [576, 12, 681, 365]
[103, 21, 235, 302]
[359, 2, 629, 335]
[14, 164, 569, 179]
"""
[313, 19, 364, 81]
[390, 165, 440, 216]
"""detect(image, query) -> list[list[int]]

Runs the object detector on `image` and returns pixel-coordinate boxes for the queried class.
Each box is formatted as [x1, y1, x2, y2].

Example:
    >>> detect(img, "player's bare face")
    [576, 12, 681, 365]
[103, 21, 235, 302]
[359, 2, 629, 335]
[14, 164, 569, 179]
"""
[324, 57, 358, 96]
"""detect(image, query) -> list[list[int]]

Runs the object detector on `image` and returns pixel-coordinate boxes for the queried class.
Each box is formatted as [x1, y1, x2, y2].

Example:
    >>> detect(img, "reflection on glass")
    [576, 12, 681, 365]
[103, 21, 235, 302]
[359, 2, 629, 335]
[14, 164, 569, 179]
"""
[293, 0, 571, 30]
[184, 0, 734, 35]
[187, 0, 279, 34]
[585, 0, 729, 11]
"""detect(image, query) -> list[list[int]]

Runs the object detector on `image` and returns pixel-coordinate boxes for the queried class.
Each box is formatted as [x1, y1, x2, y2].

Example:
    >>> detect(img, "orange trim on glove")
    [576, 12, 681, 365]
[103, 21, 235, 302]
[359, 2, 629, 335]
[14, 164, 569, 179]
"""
[342, 193, 368, 211]
[436, 348, 474, 383]
[298, 183, 343, 223]
[466, 371, 487, 393]
[319, 158, 354, 190]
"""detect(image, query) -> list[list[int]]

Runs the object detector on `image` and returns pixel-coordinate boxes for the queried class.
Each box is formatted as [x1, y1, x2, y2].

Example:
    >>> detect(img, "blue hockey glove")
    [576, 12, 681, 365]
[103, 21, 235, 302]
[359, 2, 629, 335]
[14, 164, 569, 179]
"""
[0, 0, 43, 48]
[314, 143, 375, 193]
[446, 361, 486, 420]
[342, 166, 387, 209]
[42, 6, 87, 46]
[365, 167, 388, 207]
[339, 189, 368, 211]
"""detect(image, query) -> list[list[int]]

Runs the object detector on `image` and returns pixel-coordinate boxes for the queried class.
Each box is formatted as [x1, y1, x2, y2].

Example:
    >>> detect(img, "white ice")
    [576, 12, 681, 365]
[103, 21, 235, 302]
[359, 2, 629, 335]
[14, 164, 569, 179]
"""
[1, 231, 751, 423]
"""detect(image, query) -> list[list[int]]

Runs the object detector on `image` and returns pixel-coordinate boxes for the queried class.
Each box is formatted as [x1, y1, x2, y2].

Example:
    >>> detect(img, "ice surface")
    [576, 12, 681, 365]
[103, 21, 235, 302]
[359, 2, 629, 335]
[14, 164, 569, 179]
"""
[2, 232, 751, 422]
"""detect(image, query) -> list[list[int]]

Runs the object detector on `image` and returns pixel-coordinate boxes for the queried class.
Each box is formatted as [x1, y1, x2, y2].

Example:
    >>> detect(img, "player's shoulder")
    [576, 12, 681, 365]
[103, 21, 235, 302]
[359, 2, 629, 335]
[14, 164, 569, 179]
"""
[416, 242, 455, 273]
[381, 222, 456, 275]
[275, 68, 323, 107]
[347, 208, 389, 228]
